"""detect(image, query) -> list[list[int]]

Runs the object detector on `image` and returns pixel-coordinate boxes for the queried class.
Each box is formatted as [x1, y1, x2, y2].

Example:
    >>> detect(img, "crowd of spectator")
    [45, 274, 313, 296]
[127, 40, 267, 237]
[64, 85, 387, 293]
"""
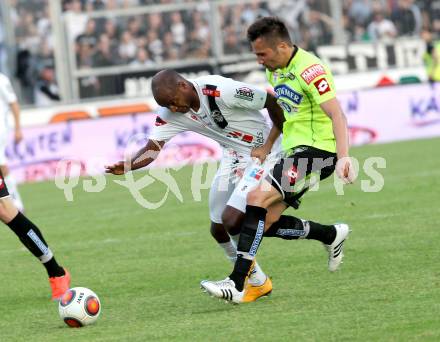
[6, 0, 440, 104]
[11, 0, 58, 105]
[73, 10, 212, 69]
[345, 0, 440, 43]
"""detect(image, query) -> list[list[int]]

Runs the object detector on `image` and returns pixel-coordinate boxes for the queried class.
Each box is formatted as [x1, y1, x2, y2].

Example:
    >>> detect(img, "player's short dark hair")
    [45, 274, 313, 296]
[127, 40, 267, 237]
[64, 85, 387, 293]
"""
[247, 17, 292, 45]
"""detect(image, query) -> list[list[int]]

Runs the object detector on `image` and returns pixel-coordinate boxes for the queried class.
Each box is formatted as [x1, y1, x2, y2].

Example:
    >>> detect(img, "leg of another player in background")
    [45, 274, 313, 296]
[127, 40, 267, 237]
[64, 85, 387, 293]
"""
[208, 168, 253, 272]
[208, 174, 239, 265]
[210, 222, 237, 264]
[0, 171, 70, 300]
[0, 165, 24, 212]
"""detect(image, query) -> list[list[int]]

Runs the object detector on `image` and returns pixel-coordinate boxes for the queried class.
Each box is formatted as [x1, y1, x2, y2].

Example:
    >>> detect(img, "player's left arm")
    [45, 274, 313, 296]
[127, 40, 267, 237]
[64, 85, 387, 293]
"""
[320, 98, 356, 183]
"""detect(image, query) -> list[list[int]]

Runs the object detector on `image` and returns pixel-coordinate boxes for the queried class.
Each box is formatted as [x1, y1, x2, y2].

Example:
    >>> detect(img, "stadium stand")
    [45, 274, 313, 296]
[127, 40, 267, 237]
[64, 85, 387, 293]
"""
[3, 0, 439, 104]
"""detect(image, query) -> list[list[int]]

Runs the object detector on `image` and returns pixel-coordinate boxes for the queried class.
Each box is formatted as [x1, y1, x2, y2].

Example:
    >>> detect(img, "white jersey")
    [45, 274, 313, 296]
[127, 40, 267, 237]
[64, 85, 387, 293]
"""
[0, 73, 17, 164]
[149, 74, 283, 224]
[149, 75, 269, 155]
[0, 73, 17, 133]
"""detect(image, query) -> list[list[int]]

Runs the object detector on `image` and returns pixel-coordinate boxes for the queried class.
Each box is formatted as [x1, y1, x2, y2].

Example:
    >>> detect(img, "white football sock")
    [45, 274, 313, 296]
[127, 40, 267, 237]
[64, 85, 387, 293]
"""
[218, 240, 237, 264]
[4, 174, 24, 211]
[248, 262, 267, 286]
[230, 233, 240, 246]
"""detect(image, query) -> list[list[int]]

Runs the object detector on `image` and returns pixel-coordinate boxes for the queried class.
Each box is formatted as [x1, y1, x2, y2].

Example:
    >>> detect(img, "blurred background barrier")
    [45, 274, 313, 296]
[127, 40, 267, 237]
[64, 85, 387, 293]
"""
[5, 112, 222, 183]
[338, 82, 440, 145]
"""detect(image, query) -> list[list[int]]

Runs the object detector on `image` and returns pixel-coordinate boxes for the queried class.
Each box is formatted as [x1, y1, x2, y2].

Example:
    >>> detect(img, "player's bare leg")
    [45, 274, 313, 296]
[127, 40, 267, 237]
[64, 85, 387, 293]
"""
[264, 201, 288, 230]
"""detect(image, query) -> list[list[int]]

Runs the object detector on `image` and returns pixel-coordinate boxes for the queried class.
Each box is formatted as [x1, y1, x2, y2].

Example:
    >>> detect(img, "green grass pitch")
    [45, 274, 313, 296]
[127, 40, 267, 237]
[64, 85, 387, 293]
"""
[0, 137, 439, 341]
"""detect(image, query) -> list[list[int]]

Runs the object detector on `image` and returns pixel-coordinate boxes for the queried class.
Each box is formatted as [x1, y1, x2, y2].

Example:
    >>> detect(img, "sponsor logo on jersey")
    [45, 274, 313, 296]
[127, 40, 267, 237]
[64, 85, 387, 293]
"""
[234, 87, 254, 101]
[286, 72, 296, 80]
[256, 131, 264, 145]
[279, 101, 292, 113]
[227, 131, 254, 143]
[277, 72, 296, 81]
[314, 78, 331, 95]
[190, 114, 199, 122]
[300, 64, 326, 84]
[274, 84, 303, 105]
[202, 88, 220, 97]
[248, 167, 264, 180]
[155, 116, 167, 126]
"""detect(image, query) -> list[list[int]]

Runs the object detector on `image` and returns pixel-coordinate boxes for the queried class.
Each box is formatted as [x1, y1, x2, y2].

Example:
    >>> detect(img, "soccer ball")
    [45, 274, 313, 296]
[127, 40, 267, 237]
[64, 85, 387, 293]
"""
[58, 287, 101, 327]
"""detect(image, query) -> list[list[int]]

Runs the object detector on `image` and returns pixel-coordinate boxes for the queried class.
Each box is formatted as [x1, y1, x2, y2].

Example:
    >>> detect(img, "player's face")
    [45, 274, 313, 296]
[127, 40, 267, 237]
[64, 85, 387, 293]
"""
[251, 37, 284, 71]
[161, 87, 191, 113]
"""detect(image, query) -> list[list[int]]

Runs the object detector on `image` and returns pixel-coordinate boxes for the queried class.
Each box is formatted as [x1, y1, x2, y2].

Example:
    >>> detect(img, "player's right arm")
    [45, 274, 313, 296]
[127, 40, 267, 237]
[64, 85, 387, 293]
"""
[105, 107, 185, 175]
[320, 98, 355, 183]
[105, 139, 165, 175]
[297, 60, 355, 184]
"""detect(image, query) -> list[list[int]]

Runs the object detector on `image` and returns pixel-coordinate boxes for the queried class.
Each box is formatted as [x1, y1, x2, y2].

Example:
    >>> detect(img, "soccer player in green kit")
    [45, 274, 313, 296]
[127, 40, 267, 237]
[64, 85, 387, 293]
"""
[201, 17, 356, 303]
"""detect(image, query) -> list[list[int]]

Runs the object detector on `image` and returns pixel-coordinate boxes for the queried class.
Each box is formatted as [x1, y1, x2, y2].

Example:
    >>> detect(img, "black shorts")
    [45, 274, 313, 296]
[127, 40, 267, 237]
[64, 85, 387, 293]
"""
[0, 169, 10, 199]
[268, 145, 336, 208]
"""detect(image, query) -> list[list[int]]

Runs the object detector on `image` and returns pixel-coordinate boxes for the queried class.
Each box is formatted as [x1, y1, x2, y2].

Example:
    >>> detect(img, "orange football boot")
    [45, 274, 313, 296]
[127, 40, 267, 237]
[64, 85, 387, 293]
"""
[242, 276, 273, 303]
[49, 268, 71, 301]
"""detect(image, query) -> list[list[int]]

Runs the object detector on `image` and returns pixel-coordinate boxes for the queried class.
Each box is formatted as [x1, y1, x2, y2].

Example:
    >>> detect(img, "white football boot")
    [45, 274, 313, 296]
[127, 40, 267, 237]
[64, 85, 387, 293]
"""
[200, 278, 244, 304]
[325, 223, 350, 272]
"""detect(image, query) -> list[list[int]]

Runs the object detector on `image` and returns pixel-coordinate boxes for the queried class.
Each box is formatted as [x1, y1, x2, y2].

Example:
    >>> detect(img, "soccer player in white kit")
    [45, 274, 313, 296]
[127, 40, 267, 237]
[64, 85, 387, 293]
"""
[0, 73, 24, 211]
[0, 73, 71, 300]
[106, 69, 284, 302]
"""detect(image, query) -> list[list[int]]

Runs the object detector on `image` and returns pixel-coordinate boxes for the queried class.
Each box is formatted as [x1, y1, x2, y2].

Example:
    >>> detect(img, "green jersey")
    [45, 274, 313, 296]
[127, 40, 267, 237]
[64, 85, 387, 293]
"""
[267, 47, 336, 153]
